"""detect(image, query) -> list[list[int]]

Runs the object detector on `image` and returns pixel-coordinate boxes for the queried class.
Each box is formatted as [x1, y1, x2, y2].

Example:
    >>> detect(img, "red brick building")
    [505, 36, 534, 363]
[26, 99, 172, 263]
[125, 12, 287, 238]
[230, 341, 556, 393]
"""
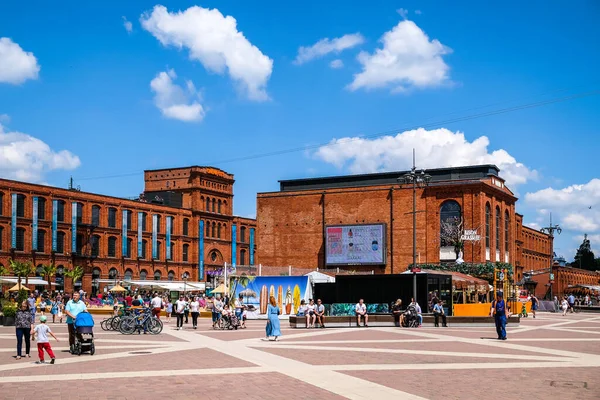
[0, 166, 256, 295]
[257, 165, 552, 283]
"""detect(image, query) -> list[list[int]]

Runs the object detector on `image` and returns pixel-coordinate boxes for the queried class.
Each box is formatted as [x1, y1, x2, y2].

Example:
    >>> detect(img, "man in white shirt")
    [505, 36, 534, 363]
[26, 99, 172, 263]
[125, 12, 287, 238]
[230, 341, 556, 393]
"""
[234, 295, 244, 322]
[355, 299, 368, 327]
[150, 292, 163, 319]
[174, 295, 186, 330]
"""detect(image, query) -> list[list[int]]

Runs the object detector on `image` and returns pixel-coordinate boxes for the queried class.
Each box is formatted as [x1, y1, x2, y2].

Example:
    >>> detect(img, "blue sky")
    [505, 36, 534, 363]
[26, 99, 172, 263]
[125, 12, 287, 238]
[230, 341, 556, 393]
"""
[1, 1, 599, 261]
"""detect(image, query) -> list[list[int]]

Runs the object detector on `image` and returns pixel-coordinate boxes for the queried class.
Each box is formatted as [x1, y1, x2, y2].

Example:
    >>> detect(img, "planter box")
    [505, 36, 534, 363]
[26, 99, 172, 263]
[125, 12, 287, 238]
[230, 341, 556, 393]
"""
[3, 316, 15, 326]
[0, 315, 3, 325]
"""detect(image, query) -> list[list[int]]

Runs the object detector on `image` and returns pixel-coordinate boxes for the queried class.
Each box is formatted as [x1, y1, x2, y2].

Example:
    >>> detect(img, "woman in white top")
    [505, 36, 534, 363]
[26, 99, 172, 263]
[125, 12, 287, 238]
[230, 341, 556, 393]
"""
[561, 298, 569, 316]
[190, 297, 200, 329]
[307, 299, 316, 328]
[296, 300, 309, 328]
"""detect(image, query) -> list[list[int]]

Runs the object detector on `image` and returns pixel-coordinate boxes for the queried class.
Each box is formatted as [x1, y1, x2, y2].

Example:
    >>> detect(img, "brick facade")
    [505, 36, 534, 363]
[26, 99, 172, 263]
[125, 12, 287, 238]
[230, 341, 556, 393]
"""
[257, 165, 550, 284]
[0, 166, 256, 295]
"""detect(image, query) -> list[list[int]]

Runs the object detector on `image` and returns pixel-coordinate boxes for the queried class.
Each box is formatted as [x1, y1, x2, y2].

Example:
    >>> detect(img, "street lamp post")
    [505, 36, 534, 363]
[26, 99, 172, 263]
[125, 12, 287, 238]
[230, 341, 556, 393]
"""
[399, 149, 431, 303]
[182, 273, 189, 295]
[541, 213, 561, 301]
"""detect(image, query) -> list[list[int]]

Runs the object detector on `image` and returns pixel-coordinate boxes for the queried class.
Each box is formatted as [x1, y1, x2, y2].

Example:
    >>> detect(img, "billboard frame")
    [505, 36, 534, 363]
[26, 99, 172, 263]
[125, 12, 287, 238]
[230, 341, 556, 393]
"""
[324, 223, 387, 266]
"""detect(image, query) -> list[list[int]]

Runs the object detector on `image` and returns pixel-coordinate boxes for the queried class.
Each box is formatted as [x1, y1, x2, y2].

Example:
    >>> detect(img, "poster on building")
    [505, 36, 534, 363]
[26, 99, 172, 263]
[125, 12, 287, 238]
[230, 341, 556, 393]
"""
[230, 276, 312, 320]
[325, 224, 386, 265]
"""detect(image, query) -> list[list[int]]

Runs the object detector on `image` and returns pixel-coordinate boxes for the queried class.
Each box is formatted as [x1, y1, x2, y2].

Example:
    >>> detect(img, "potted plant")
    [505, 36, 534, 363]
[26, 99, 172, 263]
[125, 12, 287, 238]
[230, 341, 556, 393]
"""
[2, 304, 17, 326]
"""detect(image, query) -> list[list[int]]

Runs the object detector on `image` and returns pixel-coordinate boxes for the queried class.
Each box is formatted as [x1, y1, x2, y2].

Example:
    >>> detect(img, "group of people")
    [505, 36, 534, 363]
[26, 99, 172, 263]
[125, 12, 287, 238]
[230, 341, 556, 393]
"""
[296, 298, 326, 328]
[205, 294, 249, 330]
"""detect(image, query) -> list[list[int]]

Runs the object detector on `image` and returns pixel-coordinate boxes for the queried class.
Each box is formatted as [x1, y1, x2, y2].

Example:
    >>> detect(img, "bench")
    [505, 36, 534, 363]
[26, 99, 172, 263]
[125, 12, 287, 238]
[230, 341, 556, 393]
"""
[289, 314, 520, 328]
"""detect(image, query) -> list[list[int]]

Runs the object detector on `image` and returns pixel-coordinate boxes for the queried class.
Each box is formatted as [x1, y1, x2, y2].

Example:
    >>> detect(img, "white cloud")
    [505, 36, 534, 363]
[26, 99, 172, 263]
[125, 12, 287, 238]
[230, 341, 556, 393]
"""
[0, 123, 80, 182]
[122, 16, 133, 33]
[525, 179, 600, 233]
[415, 10, 422, 15]
[0, 114, 10, 123]
[397, 8, 409, 19]
[295, 33, 365, 65]
[150, 69, 205, 122]
[0, 37, 40, 84]
[348, 20, 452, 93]
[141, 5, 273, 101]
[525, 222, 541, 230]
[313, 127, 537, 187]
[329, 59, 344, 69]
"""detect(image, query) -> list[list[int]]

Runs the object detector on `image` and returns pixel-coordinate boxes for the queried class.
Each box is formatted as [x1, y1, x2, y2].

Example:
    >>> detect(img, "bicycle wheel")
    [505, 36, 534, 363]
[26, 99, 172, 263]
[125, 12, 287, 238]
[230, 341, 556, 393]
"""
[119, 317, 136, 335]
[111, 316, 121, 331]
[101, 319, 109, 331]
[147, 318, 163, 335]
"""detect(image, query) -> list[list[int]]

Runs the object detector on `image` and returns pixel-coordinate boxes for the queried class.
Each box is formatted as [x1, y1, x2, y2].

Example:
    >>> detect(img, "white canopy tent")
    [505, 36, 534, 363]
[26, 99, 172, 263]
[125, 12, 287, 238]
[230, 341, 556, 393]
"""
[124, 280, 205, 292]
[305, 271, 335, 284]
[0, 277, 53, 286]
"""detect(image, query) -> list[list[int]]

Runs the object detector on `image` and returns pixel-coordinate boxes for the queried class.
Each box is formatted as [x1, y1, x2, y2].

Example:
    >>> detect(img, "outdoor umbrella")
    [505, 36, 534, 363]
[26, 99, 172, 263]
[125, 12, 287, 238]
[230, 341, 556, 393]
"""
[211, 284, 229, 294]
[239, 288, 257, 303]
[8, 283, 30, 292]
[109, 284, 127, 293]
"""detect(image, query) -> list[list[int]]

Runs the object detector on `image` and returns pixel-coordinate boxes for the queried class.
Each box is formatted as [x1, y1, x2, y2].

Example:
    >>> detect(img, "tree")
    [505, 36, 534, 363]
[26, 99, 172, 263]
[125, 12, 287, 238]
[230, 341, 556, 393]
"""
[440, 216, 465, 260]
[9, 260, 34, 287]
[41, 263, 57, 292]
[572, 234, 596, 270]
[0, 264, 8, 277]
[65, 265, 84, 292]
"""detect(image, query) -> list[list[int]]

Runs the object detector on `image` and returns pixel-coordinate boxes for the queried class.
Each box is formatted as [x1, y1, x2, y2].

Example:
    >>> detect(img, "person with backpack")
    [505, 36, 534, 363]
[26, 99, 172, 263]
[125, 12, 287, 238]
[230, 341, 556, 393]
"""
[490, 292, 509, 340]
[530, 294, 539, 318]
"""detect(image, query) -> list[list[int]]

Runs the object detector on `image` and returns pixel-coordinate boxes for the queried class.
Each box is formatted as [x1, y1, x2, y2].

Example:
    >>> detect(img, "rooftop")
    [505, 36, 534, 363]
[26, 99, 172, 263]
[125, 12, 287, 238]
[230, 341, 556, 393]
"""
[278, 164, 501, 192]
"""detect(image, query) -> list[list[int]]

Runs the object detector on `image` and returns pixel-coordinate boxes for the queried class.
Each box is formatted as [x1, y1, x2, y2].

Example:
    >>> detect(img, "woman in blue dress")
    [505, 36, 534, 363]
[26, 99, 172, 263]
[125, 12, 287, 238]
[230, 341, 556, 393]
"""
[265, 296, 282, 341]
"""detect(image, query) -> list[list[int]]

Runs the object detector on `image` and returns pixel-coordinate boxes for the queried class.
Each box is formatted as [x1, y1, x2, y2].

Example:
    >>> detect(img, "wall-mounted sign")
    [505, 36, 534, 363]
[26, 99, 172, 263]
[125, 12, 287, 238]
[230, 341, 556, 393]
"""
[325, 224, 386, 265]
[461, 229, 481, 241]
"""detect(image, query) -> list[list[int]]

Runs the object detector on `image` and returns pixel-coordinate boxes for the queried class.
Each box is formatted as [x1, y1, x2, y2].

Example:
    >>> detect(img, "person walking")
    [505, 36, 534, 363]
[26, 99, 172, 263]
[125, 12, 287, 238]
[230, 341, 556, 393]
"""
[15, 301, 32, 360]
[31, 315, 59, 364]
[165, 299, 173, 323]
[234, 295, 244, 323]
[27, 293, 37, 323]
[190, 296, 200, 329]
[64, 292, 87, 353]
[174, 295, 186, 330]
[265, 296, 281, 341]
[530, 294, 539, 318]
[183, 297, 190, 324]
[50, 297, 60, 324]
[490, 293, 508, 340]
[561, 297, 569, 316]
[150, 292, 163, 320]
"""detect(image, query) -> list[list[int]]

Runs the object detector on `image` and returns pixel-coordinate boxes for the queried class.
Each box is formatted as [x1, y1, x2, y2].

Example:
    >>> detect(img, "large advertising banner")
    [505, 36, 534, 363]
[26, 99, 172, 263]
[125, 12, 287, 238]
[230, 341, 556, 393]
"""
[231, 224, 237, 270]
[231, 276, 312, 320]
[32, 197, 38, 251]
[249, 228, 255, 265]
[11, 193, 17, 249]
[71, 202, 77, 253]
[52, 200, 58, 251]
[152, 214, 158, 259]
[325, 223, 386, 265]
[122, 210, 128, 257]
[137, 212, 143, 258]
[198, 220, 205, 280]
[166, 216, 172, 260]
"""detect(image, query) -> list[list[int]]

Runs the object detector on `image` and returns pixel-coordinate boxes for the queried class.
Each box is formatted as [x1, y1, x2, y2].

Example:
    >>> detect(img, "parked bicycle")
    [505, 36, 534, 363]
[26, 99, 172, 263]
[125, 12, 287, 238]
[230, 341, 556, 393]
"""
[119, 307, 163, 335]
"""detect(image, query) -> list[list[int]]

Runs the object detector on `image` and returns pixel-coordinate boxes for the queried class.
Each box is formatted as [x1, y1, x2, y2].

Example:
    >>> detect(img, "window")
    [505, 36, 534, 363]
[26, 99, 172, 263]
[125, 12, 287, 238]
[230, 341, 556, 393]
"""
[240, 227, 247, 243]
[155, 241, 161, 260]
[76, 202, 83, 225]
[56, 231, 65, 253]
[140, 270, 147, 280]
[124, 269, 133, 281]
[141, 212, 147, 231]
[169, 218, 174, 234]
[212, 198, 216, 212]
[0, 227, 3, 250]
[76, 233, 84, 254]
[496, 206, 501, 251]
[154, 270, 161, 280]
[168, 271, 175, 281]
[141, 239, 147, 259]
[240, 249, 246, 266]
[108, 236, 117, 257]
[218, 200, 222, 213]
[37, 198, 46, 220]
[206, 197, 210, 211]
[91, 235, 100, 257]
[183, 244, 189, 262]
[126, 238, 133, 258]
[168, 242, 174, 260]
[16, 228, 25, 251]
[91, 205, 100, 226]
[183, 218, 189, 236]
[56, 200, 65, 222]
[108, 268, 118, 280]
[127, 210, 132, 229]
[108, 207, 117, 228]
[217, 223, 222, 238]
[440, 200, 461, 248]
[485, 203, 491, 249]
[156, 215, 161, 233]
[0, 192, 3, 216]
[37, 230, 46, 253]
[504, 210, 510, 252]
[210, 251, 217, 262]
[211, 222, 216, 237]
[206, 221, 211, 237]
[16, 194, 26, 217]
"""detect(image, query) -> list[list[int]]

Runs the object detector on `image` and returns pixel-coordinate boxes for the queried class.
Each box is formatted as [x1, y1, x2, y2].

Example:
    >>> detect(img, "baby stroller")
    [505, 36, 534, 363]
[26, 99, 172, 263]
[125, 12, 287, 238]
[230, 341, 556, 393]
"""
[72, 312, 95, 355]
[402, 305, 420, 328]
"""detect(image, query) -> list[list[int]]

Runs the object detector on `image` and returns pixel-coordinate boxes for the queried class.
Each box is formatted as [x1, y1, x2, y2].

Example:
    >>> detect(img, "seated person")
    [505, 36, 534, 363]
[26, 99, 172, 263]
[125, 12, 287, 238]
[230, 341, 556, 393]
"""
[315, 299, 325, 328]
[307, 299, 316, 328]
[433, 300, 447, 327]
[409, 298, 423, 326]
[391, 299, 403, 327]
[296, 300, 309, 328]
[222, 304, 232, 320]
[355, 299, 368, 327]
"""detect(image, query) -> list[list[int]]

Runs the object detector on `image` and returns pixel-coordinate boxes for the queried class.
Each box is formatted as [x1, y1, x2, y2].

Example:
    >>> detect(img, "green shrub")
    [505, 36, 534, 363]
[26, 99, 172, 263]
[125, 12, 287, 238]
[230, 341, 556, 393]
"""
[2, 304, 17, 318]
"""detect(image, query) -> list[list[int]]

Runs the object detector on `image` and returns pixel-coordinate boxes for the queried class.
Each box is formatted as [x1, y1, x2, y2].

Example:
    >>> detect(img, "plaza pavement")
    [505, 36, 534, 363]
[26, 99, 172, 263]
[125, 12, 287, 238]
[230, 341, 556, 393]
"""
[0, 312, 599, 399]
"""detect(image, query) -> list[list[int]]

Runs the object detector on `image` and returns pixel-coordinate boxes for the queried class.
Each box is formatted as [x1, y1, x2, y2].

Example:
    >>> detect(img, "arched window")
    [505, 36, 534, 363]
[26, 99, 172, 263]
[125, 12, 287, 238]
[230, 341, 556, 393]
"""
[168, 270, 175, 281]
[124, 269, 133, 281]
[154, 270, 161, 281]
[108, 268, 118, 280]
[37, 230, 46, 253]
[16, 194, 26, 217]
[206, 221, 210, 237]
[140, 270, 148, 280]
[217, 223, 222, 238]
[240, 226, 247, 242]
[183, 244, 189, 262]
[76, 202, 83, 224]
[212, 198, 216, 212]
[37, 197, 46, 220]
[108, 236, 117, 257]
[182, 271, 190, 279]
[56, 231, 66, 253]
[240, 249, 246, 265]
[91, 205, 100, 226]
[495, 206, 501, 252]
[125, 210, 132, 229]
[210, 251, 218, 262]
[183, 218, 189, 236]
[212, 222, 216, 237]
[439, 200, 461, 248]
[206, 197, 211, 211]
[504, 210, 510, 255]
[108, 207, 117, 228]
[36, 264, 44, 278]
[218, 200, 222, 213]
[91, 235, 100, 257]
[485, 203, 491, 249]
[126, 238, 133, 258]
[16, 227, 25, 251]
